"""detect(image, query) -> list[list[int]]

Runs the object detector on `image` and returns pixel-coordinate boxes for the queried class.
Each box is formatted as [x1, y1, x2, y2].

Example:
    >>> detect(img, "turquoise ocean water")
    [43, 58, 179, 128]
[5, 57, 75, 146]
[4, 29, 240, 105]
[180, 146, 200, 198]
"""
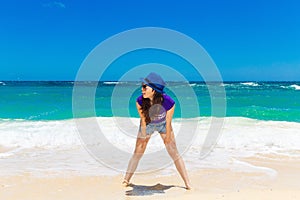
[1, 81, 300, 176]
[0, 81, 299, 122]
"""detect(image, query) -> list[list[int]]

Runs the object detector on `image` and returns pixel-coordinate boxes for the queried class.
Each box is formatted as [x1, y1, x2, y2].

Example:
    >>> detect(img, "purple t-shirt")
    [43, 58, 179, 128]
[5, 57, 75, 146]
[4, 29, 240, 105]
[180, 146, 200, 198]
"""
[136, 94, 175, 123]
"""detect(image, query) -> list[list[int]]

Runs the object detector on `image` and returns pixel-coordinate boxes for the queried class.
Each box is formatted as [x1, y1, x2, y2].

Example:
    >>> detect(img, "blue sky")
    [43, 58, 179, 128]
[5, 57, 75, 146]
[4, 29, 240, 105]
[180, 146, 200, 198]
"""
[1, 0, 300, 81]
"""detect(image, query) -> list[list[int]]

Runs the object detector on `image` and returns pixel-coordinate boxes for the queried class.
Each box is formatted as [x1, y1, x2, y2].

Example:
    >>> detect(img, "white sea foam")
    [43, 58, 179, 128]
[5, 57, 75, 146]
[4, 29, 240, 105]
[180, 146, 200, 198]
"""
[0, 119, 81, 149]
[220, 83, 229, 87]
[241, 82, 259, 87]
[189, 83, 197, 87]
[290, 84, 300, 90]
[0, 117, 299, 176]
[1, 117, 298, 154]
[103, 81, 120, 85]
[280, 84, 300, 90]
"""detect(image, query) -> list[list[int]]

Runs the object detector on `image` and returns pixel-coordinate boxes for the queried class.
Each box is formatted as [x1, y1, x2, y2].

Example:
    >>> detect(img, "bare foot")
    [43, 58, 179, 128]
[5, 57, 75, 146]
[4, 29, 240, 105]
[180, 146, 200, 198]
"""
[185, 184, 192, 190]
[122, 180, 130, 187]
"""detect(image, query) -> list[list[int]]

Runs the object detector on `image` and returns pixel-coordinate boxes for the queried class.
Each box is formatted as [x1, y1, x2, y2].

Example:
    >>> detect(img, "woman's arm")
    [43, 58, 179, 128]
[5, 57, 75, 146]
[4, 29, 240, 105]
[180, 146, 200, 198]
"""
[164, 104, 175, 144]
[136, 102, 147, 138]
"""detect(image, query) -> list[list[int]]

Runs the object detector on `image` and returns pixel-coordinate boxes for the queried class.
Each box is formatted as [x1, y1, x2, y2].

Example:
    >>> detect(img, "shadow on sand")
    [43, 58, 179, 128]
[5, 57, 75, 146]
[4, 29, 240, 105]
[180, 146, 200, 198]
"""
[125, 183, 185, 196]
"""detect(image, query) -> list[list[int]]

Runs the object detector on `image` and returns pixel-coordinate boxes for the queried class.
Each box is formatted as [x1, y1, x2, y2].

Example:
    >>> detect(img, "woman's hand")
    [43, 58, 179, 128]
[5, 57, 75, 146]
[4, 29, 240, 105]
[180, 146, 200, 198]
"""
[139, 127, 147, 139]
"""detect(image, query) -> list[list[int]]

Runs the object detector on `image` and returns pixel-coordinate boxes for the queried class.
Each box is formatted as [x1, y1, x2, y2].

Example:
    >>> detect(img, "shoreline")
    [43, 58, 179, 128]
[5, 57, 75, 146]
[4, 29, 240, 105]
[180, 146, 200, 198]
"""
[1, 156, 299, 200]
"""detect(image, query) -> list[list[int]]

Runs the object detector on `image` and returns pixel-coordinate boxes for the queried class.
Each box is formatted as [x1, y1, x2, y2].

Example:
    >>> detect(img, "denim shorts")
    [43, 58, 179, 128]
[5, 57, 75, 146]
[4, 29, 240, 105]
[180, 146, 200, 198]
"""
[139, 121, 166, 135]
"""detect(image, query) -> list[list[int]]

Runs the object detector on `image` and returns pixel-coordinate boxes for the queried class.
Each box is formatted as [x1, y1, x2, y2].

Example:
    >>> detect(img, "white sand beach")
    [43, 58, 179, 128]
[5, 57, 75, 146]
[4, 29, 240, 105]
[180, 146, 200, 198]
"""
[1, 155, 299, 200]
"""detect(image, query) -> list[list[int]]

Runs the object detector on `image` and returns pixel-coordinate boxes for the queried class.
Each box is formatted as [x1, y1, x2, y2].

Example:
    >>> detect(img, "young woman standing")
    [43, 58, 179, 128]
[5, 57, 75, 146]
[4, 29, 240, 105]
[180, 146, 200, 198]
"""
[123, 72, 191, 190]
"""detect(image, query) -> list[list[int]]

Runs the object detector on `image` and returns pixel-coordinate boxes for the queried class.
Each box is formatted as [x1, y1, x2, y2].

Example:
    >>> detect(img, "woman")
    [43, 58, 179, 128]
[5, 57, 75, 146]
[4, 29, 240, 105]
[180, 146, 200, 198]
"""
[123, 72, 192, 190]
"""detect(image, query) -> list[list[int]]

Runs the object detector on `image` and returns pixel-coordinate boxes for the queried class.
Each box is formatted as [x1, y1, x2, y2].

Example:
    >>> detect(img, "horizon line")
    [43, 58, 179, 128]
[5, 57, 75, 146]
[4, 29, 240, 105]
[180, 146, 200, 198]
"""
[1, 80, 299, 82]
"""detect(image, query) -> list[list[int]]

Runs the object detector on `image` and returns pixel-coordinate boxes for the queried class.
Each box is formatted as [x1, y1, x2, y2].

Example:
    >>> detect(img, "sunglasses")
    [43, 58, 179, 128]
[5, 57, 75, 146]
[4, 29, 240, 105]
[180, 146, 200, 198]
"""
[141, 84, 148, 90]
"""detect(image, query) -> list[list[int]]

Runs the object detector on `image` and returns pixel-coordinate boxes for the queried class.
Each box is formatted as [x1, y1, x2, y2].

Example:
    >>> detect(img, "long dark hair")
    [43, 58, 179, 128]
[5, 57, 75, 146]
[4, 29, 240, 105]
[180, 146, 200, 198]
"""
[140, 91, 163, 124]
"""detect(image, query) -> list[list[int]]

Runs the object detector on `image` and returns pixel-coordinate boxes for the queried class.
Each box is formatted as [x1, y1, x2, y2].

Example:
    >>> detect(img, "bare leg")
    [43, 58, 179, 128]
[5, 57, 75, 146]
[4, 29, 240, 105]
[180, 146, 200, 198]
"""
[160, 131, 192, 190]
[123, 134, 150, 185]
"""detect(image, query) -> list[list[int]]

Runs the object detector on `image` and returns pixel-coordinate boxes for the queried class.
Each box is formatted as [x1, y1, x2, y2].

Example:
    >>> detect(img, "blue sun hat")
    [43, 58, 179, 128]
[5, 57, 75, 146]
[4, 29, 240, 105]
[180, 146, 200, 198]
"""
[141, 72, 166, 94]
